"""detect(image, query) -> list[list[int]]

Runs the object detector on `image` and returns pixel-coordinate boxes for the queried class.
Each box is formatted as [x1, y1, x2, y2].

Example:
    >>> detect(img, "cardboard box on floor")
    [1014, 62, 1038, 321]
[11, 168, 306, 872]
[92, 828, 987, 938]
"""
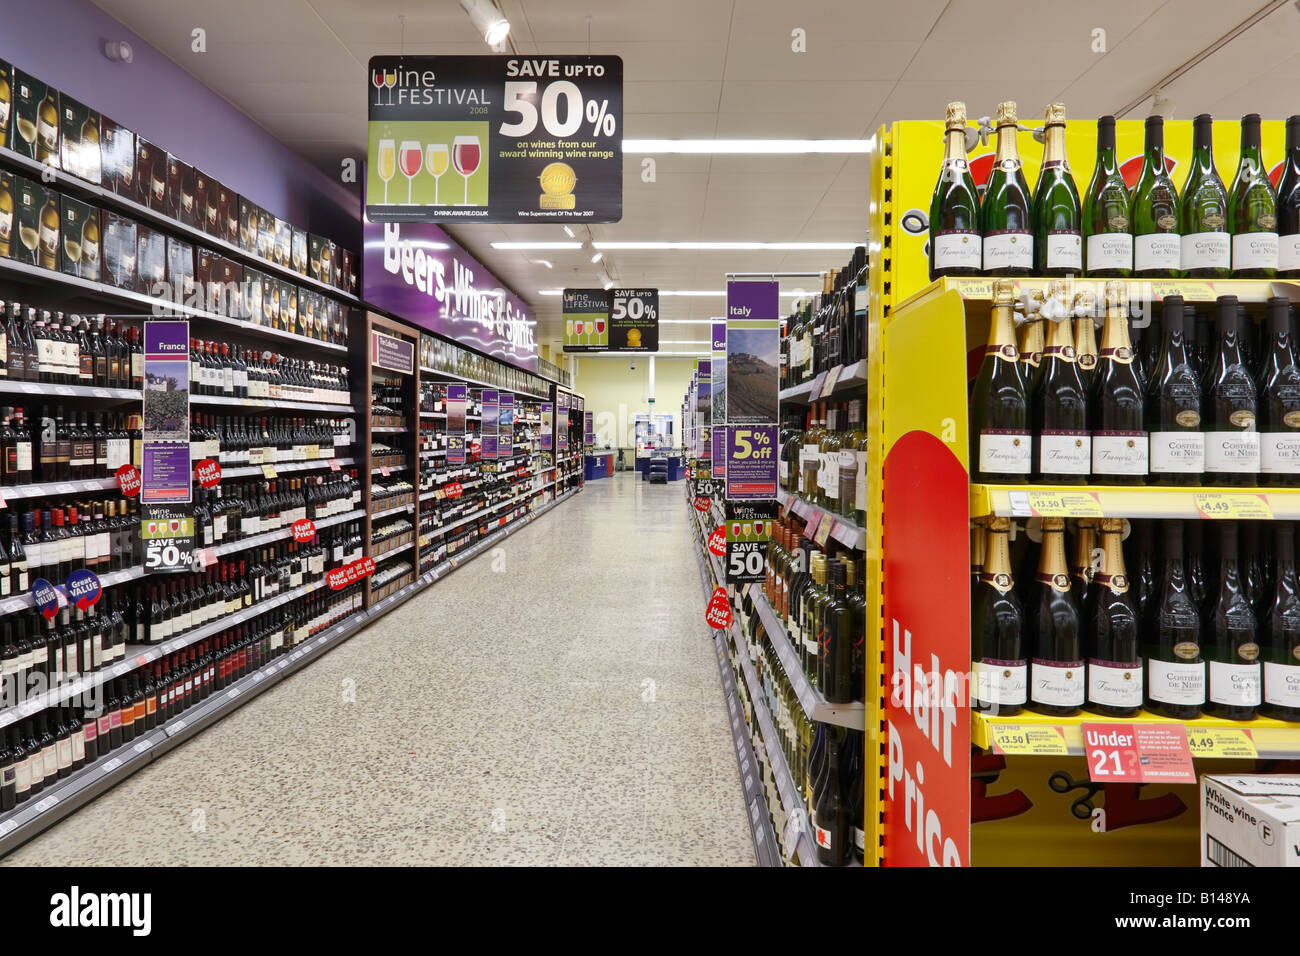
[1201, 775, 1300, 867]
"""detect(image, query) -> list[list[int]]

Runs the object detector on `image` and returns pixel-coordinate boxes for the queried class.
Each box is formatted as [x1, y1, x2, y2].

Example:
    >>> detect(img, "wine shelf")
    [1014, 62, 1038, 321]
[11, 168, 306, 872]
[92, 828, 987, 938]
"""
[899, 275, 1300, 312]
[972, 710, 1300, 760]
[779, 359, 869, 406]
[0, 256, 348, 354]
[417, 366, 550, 400]
[420, 449, 447, 458]
[0, 144, 361, 305]
[0, 476, 121, 502]
[189, 394, 354, 414]
[774, 488, 867, 551]
[419, 410, 447, 418]
[970, 482, 1300, 521]
[210, 507, 363, 559]
[220, 457, 354, 479]
[370, 502, 414, 521]
[370, 426, 409, 434]
[0, 379, 140, 402]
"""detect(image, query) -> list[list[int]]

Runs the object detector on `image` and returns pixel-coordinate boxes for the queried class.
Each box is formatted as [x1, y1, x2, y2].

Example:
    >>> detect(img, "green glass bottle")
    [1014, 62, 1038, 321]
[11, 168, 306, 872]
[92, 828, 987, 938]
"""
[928, 101, 982, 280]
[1083, 115, 1132, 277]
[1131, 115, 1181, 278]
[1032, 103, 1082, 277]
[970, 278, 1031, 482]
[979, 101, 1034, 276]
[1229, 113, 1279, 278]
[1178, 113, 1231, 278]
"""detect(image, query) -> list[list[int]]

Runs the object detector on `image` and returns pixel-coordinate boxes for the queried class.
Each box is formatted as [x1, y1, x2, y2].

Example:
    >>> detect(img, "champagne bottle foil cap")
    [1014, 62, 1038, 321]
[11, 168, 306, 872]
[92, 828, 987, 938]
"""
[1103, 280, 1128, 311]
[992, 277, 1017, 306]
[945, 101, 967, 127]
[1044, 102, 1067, 126]
[995, 101, 1018, 127]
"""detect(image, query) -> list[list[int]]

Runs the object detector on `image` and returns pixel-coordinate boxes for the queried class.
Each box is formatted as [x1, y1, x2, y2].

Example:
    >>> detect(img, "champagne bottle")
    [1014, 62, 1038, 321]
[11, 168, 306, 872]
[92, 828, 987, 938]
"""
[1131, 116, 1181, 278]
[1083, 115, 1133, 277]
[1084, 518, 1142, 717]
[1203, 295, 1260, 485]
[972, 517, 1026, 715]
[1145, 520, 1205, 719]
[970, 278, 1030, 482]
[928, 101, 982, 280]
[1146, 295, 1205, 484]
[1262, 520, 1300, 721]
[1073, 292, 1099, 391]
[1027, 518, 1084, 715]
[1205, 521, 1262, 720]
[1091, 281, 1147, 483]
[1033, 283, 1090, 482]
[1229, 113, 1279, 278]
[1260, 296, 1300, 485]
[1032, 103, 1082, 276]
[1070, 519, 1097, 608]
[1276, 115, 1300, 278]
[979, 102, 1033, 276]
[1178, 114, 1231, 278]
[1017, 306, 1044, 403]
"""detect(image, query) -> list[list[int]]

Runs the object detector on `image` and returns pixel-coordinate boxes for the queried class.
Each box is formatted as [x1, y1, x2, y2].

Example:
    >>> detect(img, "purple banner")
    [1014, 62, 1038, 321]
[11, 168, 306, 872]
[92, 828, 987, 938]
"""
[142, 443, 192, 504]
[371, 330, 415, 374]
[363, 221, 538, 373]
[584, 411, 594, 448]
[726, 425, 779, 500]
[712, 426, 726, 477]
[712, 322, 727, 352]
[447, 384, 467, 465]
[481, 390, 499, 460]
[143, 320, 190, 504]
[540, 403, 553, 452]
[726, 280, 779, 321]
[499, 394, 515, 457]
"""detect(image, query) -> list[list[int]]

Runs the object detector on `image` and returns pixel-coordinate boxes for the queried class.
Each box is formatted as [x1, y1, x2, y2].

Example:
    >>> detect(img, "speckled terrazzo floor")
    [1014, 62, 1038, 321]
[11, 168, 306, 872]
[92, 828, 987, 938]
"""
[3, 476, 755, 867]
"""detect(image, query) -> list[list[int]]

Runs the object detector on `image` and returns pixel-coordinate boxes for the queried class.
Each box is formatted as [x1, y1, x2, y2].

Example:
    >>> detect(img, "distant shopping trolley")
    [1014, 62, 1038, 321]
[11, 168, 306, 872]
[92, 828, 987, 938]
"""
[647, 453, 668, 484]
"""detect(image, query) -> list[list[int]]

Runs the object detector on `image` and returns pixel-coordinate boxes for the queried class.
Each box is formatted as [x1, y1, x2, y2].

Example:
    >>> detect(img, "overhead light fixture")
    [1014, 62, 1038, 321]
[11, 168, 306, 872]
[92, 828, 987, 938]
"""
[623, 139, 871, 154]
[590, 252, 603, 263]
[490, 241, 583, 250]
[592, 241, 859, 251]
[602, 280, 614, 290]
[531, 260, 554, 269]
[563, 226, 576, 238]
[459, 0, 511, 45]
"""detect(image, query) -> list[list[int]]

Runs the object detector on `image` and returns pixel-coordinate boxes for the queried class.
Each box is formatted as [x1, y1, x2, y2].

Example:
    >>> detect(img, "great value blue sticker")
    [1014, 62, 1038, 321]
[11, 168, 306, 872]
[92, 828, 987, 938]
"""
[65, 569, 103, 610]
[31, 578, 61, 620]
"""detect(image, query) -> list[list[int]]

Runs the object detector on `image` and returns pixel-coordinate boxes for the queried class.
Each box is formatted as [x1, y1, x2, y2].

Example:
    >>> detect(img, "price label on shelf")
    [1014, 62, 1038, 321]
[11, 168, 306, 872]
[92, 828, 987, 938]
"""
[1080, 722, 1196, 784]
[1194, 493, 1272, 521]
[262, 464, 278, 479]
[813, 516, 834, 549]
[988, 724, 1070, 756]
[806, 372, 828, 401]
[820, 366, 843, 398]
[329, 459, 341, 472]
[1186, 726, 1258, 759]
[1023, 490, 1104, 518]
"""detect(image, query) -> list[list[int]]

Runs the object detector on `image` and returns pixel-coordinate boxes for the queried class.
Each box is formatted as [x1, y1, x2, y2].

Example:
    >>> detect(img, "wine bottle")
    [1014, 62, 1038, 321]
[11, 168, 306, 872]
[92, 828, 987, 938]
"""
[821, 560, 853, 704]
[1033, 283, 1089, 482]
[1146, 295, 1205, 484]
[1260, 296, 1300, 486]
[1131, 116, 1181, 278]
[970, 278, 1030, 482]
[979, 102, 1033, 276]
[1083, 115, 1133, 277]
[1204, 521, 1262, 720]
[1203, 295, 1261, 485]
[1082, 519, 1143, 717]
[1277, 115, 1300, 279]
[1073, 293, 1099, 390]
[813, 731, 848, 866]
[1027, 518, 1084, 715]
[972, 517, 1026, 715]
[1017, 307, 1044, 403]
[1262, 520, 1300, 721]
[1091, 281, 1147, 483]
[1229, 113, 1279, 278]
[1178, 114, 1231, 278]
[1032, 103, 1082, 276]
[1145, 520, 1205, 718]
[928, 101, 982, 280]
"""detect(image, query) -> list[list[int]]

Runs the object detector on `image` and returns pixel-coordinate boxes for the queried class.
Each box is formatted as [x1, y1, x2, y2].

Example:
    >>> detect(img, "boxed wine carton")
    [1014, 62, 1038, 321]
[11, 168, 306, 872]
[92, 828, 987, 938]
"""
[238, 196, 257, 253]
[341, 248, 356, 295]
[136, 137, 167, 211]
[101, 211, 137, 289]
[136, 223, 167, 293]
[291, 227, 307, 275]
[11, 175, 53, 268]
[100, 116, 135, 197]
[12, 70, 59, 167]
[262, 267, 279, 327]
[285, 282, 299, 334]
[243, 267, 264, 323]
[0, 170, 13, 259]
[273, 215, 290, 266]
[177, 162, 198, 227]
[1202, 774, 1300, 867]
[59, 95, 101, 183]
[218, 183, 238, 245]
[256, 204, 274, 261]
[220, 257, 244, 317]
[277, 278, 293, 331]
[166, 237, 195, 302]
[194, 170, 215, 235]
[166, 154, 190, 221]
[60, 194, 100, 281]
[308, 233, 325, 281]
[0, 58, 12, 150]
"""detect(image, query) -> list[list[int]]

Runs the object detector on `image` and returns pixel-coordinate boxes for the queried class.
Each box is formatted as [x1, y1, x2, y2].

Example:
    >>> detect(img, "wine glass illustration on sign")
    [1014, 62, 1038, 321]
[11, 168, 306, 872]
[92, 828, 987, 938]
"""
[565, 319, 574, 346]
[595, 317, 606, 347]
[377, 139, 396, 205]
[383, 70, 397, 105]
[399, 141, 422, 204]
[452, 135, 482, 205]
[372, 69, 386, 106]
[426, 143, 449, 205]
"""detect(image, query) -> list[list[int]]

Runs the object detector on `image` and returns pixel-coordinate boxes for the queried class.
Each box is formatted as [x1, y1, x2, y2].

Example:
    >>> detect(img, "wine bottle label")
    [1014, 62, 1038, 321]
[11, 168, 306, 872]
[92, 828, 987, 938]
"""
[14, 759, 29, 791]
[42, 747, 56, 777]
[1134, 233, 1181, 271]
[1147, 657, 1205, 705]
[982, 231, 1032, 271]
[1205, 430, 1261, 473]
[1279, 234, 1300, 272]
[978, 430, 1031, 474]
[1086, 233, 1133, 271]
[933, 230, 982, 269]
[1264, 660, 1300, 707]
[1180, 232, 1230, 270]
[1148, 428, 1205, 470]
[71, 733, 85, 762]
[15, 442, 31, 473]
[1262, 432, 1300, 473]
[1030, 659, 1085, 706]
[56, 738, 71, 768]
[1038, 431, 1090, 474]
[1232, 233, 1279, 271]
[1091, 432, 1148, 474]
[1209, 659, 1262, 706]
[1085, 658, 1144, 707]
[974, 658, 1027, 707]
[1044, 231, 1082, 271]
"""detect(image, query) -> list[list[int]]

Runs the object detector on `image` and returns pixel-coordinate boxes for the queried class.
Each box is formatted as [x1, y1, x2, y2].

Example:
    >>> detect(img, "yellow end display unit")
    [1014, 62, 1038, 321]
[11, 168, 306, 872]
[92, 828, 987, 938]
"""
[863, 117, 1300, 867]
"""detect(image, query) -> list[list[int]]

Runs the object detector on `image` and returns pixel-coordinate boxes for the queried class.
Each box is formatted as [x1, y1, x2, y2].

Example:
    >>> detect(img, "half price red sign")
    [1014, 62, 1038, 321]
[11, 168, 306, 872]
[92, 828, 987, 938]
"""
[291, 518, 317, 543]
[116, 464, 141, 497]
[326, 556, 377, 591]
[195, 459, 222, 489]
[705, 586, 732, 629]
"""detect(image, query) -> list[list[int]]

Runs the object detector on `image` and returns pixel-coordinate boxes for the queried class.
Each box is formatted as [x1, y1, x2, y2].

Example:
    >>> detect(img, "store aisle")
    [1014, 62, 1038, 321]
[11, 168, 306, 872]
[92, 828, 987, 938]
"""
[4, 478, 754, 867]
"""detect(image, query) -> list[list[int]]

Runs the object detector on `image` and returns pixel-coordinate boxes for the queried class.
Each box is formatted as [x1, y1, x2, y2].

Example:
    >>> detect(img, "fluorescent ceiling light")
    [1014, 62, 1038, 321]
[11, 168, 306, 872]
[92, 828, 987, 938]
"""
[590, 252, 603, 263]
[592, 241, 859, 251]
[459, 0, 510, 44]
[491, 241, 583, 250]
[623, 139, 871, 154]
[531, 260, 554, 269]
[602, 280, 613, 290]
[563, 226, 576, 238]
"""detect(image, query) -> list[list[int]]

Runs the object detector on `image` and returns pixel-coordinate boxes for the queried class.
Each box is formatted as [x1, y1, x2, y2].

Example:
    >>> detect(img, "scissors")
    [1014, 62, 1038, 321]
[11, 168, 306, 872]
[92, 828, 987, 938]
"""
[1049, 770, 1103, 821]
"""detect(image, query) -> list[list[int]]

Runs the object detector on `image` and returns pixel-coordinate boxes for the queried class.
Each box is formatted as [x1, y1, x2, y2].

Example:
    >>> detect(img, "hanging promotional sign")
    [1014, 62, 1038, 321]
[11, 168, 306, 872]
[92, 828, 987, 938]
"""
[584, 410, 594, 448]
[447, 384, 467, 465]
[363, 221, 538, 372]
[725, 281, 780, 426]
[540, 403, 553, 452]
[725, 502, 776, 584]
[725, 425, 779, 500]
[499, 393, 515, 457]
[712, 428, 727, 479]
[557, 392, 570, 454]
[64, 569, 102, 610]
[561, 288, 659, 352]
[365, 54, 623, 224]
[711, 320, 727, 470]
[371, 330, 415, 375]
[141, 506, 196, 574]
[142, 321, 191, 505]
[482, 389, 499, 460]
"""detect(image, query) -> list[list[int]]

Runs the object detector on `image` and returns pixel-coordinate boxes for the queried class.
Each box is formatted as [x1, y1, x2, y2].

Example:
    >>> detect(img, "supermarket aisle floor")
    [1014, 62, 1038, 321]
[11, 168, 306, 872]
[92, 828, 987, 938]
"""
[4, 477, 755, 867]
